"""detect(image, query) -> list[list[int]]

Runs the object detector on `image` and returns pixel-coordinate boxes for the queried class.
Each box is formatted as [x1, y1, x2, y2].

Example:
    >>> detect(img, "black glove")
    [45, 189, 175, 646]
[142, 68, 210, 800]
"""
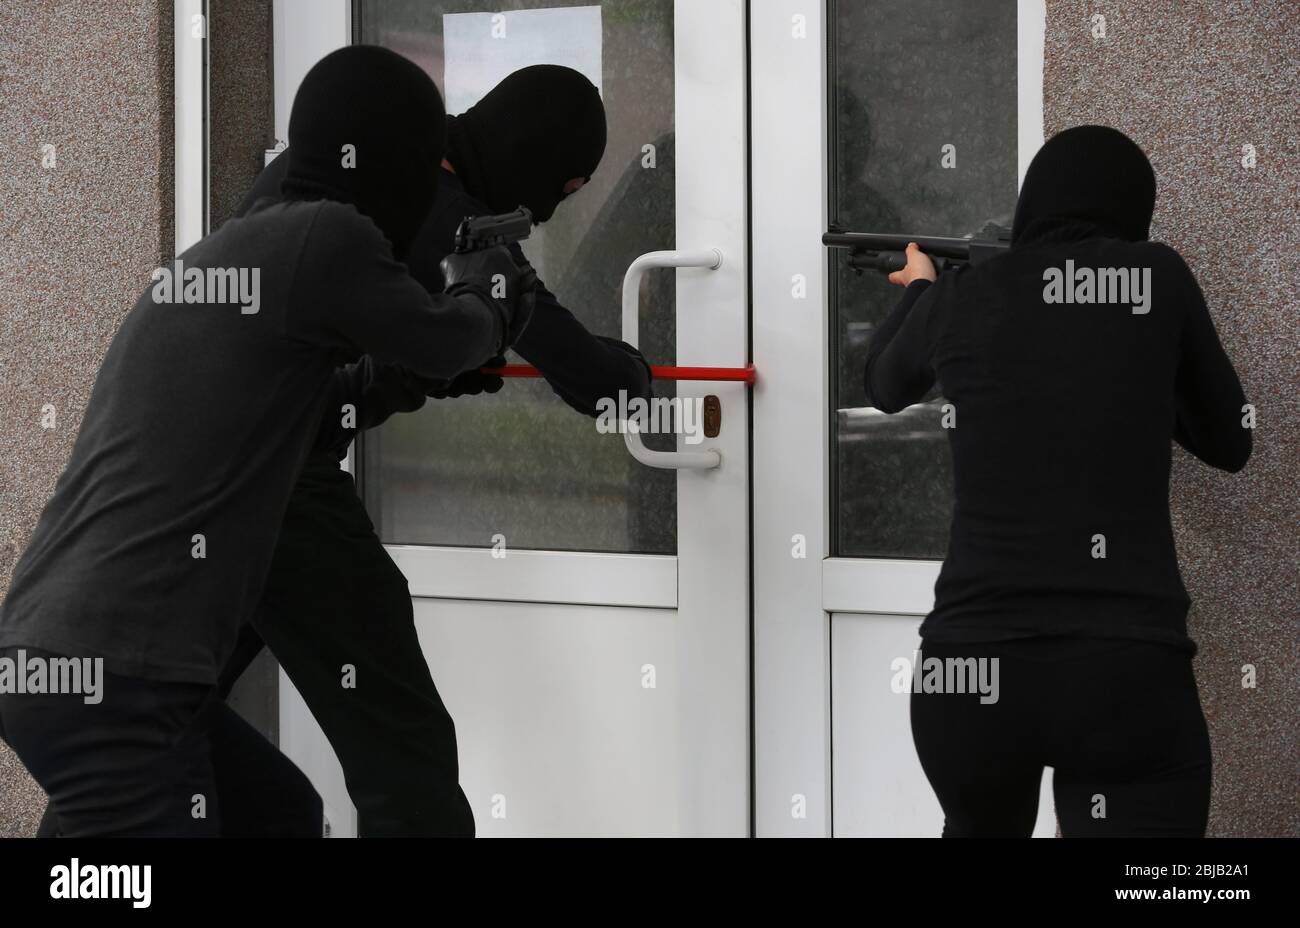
[595, 337, 654, 397]
[440, 246, 538, 355]
[426, 355, 506, 399]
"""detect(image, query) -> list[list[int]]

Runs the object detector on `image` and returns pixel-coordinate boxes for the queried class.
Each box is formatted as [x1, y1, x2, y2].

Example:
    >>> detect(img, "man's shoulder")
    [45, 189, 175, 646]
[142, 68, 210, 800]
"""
[304, 199, 382, 238]
[223, 197, 374, 243]
[278, 200, 396, 275]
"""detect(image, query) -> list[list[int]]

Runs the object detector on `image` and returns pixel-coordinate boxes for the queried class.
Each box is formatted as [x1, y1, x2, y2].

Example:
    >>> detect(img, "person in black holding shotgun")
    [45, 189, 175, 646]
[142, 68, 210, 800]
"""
[864, 125, 1251, 837]
[205, 64, 651, 837]
[0, 46, 536, 837]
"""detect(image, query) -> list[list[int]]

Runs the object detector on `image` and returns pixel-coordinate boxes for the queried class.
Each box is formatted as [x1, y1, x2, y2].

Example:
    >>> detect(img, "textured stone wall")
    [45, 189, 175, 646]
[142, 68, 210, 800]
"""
[0, 0, 174, 838]
[1041, 0, 1298, 836]
[0, 0, 276, 836]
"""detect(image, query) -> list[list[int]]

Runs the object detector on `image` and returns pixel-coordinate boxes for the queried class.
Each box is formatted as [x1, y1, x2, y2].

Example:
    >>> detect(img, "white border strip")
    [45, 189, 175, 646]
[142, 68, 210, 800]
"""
[1017, 0, 1047, 189]
[822, 557, 940, 616]
[272, 0, 352, 146]
[751, 0, 833, 838]
[385, 546, 679, 609]
[174, 0, 206, 253]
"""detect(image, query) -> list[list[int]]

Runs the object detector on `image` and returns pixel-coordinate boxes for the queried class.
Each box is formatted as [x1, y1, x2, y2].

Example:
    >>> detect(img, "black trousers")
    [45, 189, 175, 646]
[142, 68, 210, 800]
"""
[910, 636, 1212, 837]
[24, 462, 471, 838]
[1, 647, 321, 838]
[216, 461, 474, 837]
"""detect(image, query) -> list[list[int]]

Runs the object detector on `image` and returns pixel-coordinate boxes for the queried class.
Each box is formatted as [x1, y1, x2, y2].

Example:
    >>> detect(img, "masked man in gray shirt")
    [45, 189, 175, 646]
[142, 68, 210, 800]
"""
[0, 46, 536, 836]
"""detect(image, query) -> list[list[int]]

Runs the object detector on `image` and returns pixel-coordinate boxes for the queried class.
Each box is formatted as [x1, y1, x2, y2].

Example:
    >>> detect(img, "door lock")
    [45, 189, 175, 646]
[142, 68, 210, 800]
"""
[703, 395, 722, 438]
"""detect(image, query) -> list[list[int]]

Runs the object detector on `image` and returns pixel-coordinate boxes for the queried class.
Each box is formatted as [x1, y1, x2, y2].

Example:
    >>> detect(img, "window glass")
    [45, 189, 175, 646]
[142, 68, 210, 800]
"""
[830, 0, 1019, 558]
[358, 1, 677, 553]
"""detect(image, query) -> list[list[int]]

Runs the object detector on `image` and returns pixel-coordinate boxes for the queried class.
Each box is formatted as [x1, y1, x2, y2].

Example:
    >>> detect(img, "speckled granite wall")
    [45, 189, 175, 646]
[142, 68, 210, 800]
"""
[0, 1, 277, 836]
[1042, 0, 1299, 836]
[0, 0, 173, 837]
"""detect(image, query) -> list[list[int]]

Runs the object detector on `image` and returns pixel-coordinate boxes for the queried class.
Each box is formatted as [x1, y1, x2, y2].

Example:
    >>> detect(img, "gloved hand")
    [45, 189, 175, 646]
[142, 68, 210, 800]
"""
[426, 355, 506, 399]
[440, 246, 539, 355]
[595, 337, 654, 395]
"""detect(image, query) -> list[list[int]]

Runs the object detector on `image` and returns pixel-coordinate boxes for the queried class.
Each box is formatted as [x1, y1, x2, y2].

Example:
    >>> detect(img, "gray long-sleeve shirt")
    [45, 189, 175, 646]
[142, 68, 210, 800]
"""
[0, 197, 501, 682]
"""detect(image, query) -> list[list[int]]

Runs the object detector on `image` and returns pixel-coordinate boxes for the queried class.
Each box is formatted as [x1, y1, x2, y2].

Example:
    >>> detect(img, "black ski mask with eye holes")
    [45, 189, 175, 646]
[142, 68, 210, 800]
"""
[444, 65, 607, 225]
[281, 45, 447, 259]
[1011, 124, 1156, 247]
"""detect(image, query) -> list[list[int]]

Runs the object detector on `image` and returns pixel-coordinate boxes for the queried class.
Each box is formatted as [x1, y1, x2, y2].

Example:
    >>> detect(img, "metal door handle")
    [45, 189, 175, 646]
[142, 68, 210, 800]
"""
[621, 249, 724, 470]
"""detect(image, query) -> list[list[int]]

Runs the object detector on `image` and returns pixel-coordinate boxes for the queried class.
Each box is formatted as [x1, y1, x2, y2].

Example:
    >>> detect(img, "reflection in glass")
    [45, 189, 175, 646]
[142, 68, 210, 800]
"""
[358, 1, 677, 553]
[830, 0, 1019, 558]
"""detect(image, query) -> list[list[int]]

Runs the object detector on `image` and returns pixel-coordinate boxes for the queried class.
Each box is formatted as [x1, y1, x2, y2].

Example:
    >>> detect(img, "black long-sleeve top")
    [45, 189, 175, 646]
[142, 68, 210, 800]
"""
[863, 228, 1250, 653]
[0, 199, 501, 682]
[237, 156, 652, 460]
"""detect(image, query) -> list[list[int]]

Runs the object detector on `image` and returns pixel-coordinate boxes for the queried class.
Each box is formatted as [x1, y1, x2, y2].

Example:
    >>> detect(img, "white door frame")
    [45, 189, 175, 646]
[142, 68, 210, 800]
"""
[751, 0, 1047, 837]
[174, 0, 207, 252]
[667, 0, 751, 836]
[750, 0, 832, 838]
[270, 0, 751, 837]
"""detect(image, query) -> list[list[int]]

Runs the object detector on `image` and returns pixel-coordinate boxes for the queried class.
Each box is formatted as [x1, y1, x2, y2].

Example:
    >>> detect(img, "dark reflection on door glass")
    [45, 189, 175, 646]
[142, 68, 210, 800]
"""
[357, 0, 677, 554]
[831, 0, 1018, 559]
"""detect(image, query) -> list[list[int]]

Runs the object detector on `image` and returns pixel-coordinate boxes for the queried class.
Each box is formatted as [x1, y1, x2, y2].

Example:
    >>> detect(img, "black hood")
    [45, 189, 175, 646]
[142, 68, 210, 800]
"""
[445, 65, 606, 224]
[1011, 125, 1156, 246]
[282, 45, 446, 258]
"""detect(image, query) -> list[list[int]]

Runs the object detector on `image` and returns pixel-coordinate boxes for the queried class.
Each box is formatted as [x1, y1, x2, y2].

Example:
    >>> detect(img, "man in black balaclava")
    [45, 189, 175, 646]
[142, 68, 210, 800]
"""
[181, 64, 652, 838]
[0, 45, 534, 837]
[445, 64, 607, 224]
[1008, 123, 1156, 247]
[282, 45, 442, 257]
[864, 124, 1250, 837]
[412, 64, 642, 414]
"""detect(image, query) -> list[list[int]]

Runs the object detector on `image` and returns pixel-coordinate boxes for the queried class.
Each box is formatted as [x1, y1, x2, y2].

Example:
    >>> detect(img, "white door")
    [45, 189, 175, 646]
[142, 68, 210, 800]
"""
[751, 0, 1057, 837]
[274, 0, 750, 837]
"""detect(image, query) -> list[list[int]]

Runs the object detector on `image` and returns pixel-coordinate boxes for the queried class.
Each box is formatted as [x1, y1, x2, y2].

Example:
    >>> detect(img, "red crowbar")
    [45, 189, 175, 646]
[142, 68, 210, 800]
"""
[481, 363, 757, 384]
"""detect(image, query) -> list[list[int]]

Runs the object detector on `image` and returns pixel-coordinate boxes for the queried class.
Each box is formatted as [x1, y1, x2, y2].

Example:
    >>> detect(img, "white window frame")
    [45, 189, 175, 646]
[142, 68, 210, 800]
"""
[174, 0, 208, 252]
[388, 546, 677, 609]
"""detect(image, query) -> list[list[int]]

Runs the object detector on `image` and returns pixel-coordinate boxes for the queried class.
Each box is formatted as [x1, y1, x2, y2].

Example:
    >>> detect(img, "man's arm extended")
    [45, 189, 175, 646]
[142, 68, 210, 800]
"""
[511, 264, 653, 417]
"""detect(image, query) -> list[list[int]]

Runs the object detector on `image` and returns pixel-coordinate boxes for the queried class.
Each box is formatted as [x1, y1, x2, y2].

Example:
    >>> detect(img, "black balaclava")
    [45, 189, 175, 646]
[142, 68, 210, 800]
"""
[282, 45, 446, 258]
[1011, 125, 1156, 247]
[445, 65, 606, 224]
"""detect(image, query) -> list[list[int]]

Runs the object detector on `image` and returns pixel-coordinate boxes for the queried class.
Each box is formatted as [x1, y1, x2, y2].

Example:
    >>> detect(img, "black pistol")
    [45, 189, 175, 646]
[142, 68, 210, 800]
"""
[453, 206, 534, 254]
[823, 221, 1011, 275]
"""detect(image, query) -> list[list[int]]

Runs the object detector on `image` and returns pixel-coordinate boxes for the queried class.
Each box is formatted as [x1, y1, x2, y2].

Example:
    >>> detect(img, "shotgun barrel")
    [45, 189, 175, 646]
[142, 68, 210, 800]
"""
[823, 222, 1011, 274]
